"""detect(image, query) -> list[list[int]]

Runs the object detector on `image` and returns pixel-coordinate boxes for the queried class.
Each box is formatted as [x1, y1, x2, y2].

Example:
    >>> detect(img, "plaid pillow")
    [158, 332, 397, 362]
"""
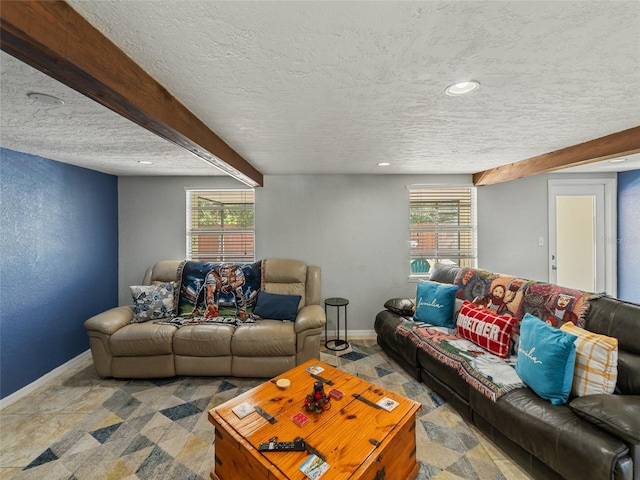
[560, 322, 618, 397]
[456, 301, 517, 358]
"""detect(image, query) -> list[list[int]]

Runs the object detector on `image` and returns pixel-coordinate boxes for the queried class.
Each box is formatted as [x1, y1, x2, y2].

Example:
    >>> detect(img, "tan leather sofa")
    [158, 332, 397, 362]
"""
[84, 259, 326, 378]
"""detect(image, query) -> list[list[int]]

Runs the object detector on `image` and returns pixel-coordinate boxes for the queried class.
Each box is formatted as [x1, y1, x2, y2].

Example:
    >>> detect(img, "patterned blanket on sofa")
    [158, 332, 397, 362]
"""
[163, 260, 263, 327]
[397, 320, 524, 401]
[453, 267, 593, 355]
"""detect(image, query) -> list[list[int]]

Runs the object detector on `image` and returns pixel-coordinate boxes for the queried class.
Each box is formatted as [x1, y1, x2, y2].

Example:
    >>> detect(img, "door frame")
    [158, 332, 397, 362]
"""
[548, 178, 617, 296]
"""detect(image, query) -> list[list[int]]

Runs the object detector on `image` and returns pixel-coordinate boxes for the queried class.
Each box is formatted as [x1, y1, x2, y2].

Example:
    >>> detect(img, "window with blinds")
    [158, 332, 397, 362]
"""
[409, 186, 477, 277]
[186, 189, 255, 262]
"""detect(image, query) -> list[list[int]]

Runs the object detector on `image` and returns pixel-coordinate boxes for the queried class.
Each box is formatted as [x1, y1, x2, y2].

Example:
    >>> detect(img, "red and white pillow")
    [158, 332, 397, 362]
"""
[456, 301, 517, 358]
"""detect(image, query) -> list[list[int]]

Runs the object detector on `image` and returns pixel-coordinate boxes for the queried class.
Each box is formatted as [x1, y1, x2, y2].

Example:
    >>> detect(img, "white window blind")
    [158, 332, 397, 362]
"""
[186, 189, 255, 262]
[409, 186, 477, 276]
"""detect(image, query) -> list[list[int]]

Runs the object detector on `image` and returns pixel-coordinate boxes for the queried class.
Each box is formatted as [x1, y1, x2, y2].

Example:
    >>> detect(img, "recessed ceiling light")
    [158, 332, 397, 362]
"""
[138, 160, 154, 165]
[377, 162, 390, 166]
[609, 158, 627, 163]
[26, 92, 65, 105]
[445, 81, 481, 96]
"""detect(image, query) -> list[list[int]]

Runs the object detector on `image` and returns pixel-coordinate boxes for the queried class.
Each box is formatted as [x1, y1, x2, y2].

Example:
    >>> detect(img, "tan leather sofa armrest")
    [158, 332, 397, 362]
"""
[84, 305, 134, 335]
[295, 304, 326, 333]
[306, 266, 321, 306]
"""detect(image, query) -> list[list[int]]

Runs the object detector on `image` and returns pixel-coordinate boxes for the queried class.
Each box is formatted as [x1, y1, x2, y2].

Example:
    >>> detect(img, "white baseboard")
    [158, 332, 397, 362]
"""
[0, 349, 92, 411]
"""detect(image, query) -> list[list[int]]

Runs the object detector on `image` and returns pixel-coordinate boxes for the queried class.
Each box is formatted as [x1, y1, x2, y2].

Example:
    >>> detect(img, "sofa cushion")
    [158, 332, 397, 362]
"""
[253, 291, 301, 321]
[456, 301, 517, 358]
[231, 320, 296, 356]
[617, 350, 640, 395]
[263, 259, 307, 308]
[584, 296, 640, 355]
[142, 260, 181, 284]
[560, 322, 618, 396]
[414, 281, 458, 327]
[384, 298, 415, 317]
[570, 394, 640, 445]
[429, 263, 462, 284]
[582, 295, 640, 395]
[110, 322, 177, 356]
[173, 324, 234, 356]
[130, 282, 175, 322]
[469, 388, 630, 480]
[515, 313, 577, 405]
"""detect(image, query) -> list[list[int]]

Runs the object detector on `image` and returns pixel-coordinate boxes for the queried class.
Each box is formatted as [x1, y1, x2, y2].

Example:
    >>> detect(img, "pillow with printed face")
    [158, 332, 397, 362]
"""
[413, 281, 459, 328]
[456, 301, 517, 358]
[515, 313, 577, 405]
[130, 282, 176, 323]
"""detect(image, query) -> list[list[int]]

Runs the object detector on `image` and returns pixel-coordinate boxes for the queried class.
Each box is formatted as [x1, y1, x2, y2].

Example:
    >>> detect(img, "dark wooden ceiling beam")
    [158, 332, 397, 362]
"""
[473, 126, 640, 186]
[0, 0, 263, 187]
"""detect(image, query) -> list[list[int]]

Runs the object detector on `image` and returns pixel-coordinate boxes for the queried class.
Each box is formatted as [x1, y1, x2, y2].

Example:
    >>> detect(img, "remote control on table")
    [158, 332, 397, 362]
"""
[258, 438, 306, 452]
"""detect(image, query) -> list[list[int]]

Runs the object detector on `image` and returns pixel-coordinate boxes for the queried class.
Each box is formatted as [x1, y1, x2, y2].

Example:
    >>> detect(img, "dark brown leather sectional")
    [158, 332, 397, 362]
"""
[375, 264, 640, 480]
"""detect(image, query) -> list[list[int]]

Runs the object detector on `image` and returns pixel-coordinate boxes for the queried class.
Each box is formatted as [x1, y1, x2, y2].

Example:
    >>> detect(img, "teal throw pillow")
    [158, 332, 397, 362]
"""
[413, 281, 459, 328]
[253, 291, 301, 321]
[515, 313, 578, 405]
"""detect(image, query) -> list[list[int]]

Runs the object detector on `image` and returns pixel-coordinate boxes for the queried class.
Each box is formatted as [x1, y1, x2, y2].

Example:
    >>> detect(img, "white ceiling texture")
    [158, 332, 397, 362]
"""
[1, 1, 639, 179]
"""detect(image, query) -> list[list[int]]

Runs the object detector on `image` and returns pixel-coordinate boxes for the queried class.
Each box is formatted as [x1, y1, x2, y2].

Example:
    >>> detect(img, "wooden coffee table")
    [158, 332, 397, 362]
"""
[208, 359, 421, 480]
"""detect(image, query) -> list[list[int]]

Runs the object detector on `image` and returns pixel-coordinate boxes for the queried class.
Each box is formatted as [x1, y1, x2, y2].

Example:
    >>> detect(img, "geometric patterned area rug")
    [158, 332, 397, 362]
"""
[3, 339, 531, 480]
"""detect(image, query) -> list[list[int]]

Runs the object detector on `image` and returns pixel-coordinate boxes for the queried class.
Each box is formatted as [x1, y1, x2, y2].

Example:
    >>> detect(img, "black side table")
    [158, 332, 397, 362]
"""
[324, 297, 349, 351]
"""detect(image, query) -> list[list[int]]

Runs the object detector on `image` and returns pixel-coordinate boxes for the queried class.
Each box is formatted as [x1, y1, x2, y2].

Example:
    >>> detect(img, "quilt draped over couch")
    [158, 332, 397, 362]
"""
[159, 260, 263, 327]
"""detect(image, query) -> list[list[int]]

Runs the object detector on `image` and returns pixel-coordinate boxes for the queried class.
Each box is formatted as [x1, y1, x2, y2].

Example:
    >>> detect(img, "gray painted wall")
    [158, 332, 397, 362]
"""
[256, 174, 468, 334]
[477, 174, 550, 280]
[118, 175, 245, 303]
[118, 171, 615, 334]
[477, 172, 616, 283]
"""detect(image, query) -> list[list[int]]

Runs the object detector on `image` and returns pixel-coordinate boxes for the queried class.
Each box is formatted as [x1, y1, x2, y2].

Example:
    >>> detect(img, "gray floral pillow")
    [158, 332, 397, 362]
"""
[130, 282, 176, 323]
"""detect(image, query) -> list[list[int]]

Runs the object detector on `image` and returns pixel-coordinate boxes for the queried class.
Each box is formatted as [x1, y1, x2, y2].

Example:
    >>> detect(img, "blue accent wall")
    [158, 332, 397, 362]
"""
[0, 148, 118, 399]
[618, 170, 640, 303]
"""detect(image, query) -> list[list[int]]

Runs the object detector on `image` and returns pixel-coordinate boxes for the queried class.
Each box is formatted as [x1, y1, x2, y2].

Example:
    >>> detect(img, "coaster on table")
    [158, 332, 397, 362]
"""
[306, 364, 325, 375]
[232, 402, 254, 419]
[376, 397, 399, 412]
[299, 454, 330, 479]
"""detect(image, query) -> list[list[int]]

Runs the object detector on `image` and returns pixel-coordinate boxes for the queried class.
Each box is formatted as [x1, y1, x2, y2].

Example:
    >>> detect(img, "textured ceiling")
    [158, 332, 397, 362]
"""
[1, 1, 639, 177]
[0, 52, 224, 176]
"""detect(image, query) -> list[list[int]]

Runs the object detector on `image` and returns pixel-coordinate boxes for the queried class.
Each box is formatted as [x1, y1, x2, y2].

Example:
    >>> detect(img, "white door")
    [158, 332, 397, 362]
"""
[548, 179, 616, 295]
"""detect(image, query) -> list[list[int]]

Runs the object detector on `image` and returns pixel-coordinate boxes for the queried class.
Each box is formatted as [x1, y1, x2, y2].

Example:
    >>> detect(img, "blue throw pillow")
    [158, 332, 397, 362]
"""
[413, 281, 459, 328]
[515, 313, 578, 405]
[253, 291, 301, 321]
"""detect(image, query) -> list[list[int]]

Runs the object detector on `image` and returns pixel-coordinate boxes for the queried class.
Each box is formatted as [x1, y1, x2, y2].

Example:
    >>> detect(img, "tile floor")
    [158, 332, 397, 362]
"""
[0, 338, 533, 479]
